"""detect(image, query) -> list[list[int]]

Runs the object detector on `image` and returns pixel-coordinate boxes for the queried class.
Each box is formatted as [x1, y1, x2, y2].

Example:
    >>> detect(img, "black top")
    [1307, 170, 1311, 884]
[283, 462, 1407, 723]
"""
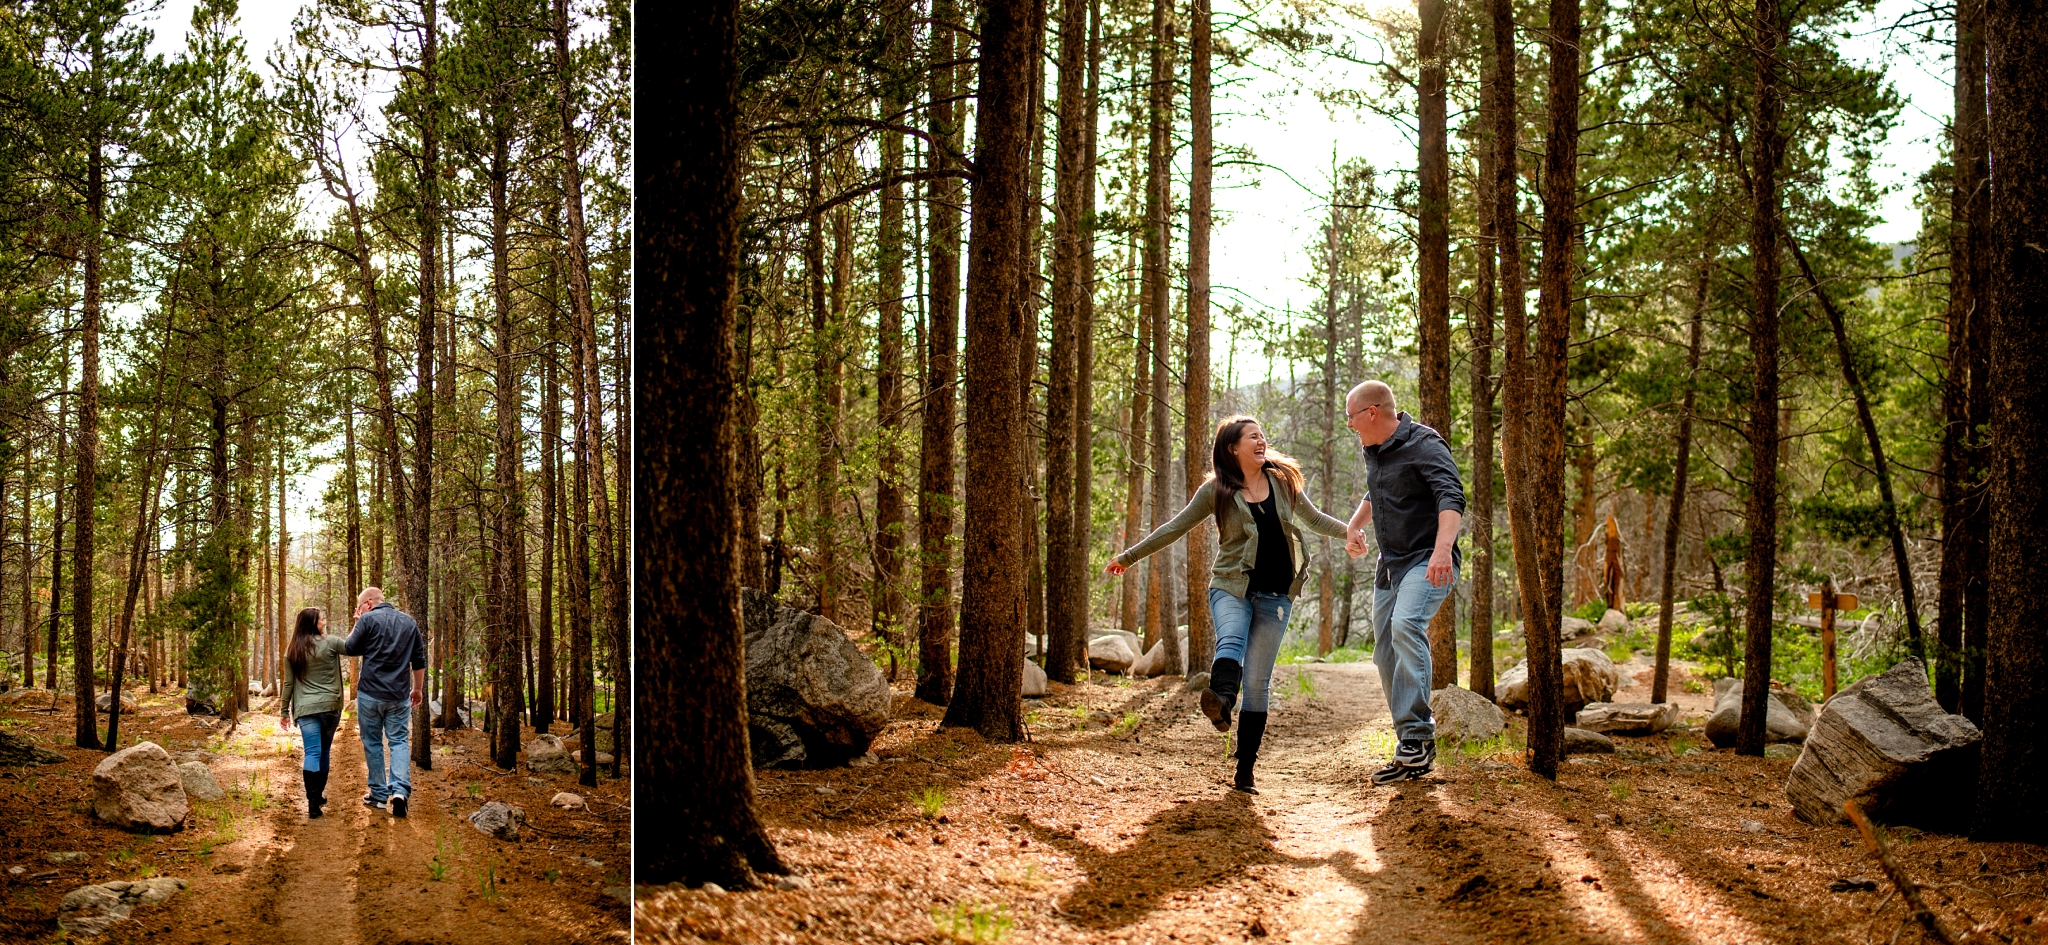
[343, 602, 429, 703]
[1245, 493, 1294, 595]
[1361, 411, 1468, 589]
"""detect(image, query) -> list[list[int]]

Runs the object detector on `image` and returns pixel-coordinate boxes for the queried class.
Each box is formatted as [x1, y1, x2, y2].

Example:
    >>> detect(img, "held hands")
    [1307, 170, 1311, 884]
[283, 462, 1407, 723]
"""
[1105, 558, 1128, 577]
[1346, 527, 1369, 559]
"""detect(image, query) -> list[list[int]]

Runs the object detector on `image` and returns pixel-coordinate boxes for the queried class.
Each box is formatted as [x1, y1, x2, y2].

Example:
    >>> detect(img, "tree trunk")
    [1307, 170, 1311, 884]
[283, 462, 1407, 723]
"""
[940, 0, 1036, 741]
[1469, 26, 1499, 699]
[537, 303, 560, 732]
[1972, 0, 2048, 842]
[489, 103, 526, 770]
[1524, 0, 1580, 779]
[1653, 255, 1708, 704]
[406, 0, 441, 771]
[917, 0, 965, 706]
[73, 136, 104, 750]
[1941, 0, 1990, 718]
[1183, 0, 1215, 674]
[1416, 0, 1457, 689]
[1019, 9, 1048, 670]
[1319, 191, 1340, 657]
[45, 346, 67, 693]
[1736, 0, 1785, 759]
[1045, 0, 1090, 685]
[1142, 0, 1175, 662]
[873, 0, 913, 676]
[1070, 0, 1101, 675]
[639, 0, 787, 884]
[1121, 298, 1149, 642]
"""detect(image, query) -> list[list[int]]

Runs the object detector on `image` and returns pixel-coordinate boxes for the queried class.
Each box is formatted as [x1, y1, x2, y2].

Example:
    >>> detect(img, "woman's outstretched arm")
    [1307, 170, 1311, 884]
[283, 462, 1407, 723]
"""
[1107, 481, 1217, 573]
[1292, 487, 1354, 540]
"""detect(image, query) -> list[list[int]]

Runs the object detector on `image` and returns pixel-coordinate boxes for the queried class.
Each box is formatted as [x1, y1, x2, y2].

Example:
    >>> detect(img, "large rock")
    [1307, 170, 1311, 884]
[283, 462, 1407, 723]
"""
[57, 878, 187, 936]
[1497, 648, 1622, 713]
[1785, 658, 1981, 831]
[0, 731, 65, 766]
[95, 691, 138, 714]
[526, 734, 578, 776]
[1563, 727, 1616, 755]
[1128, 635, 1187, 677]
[91, 742, 187, 831]
[468, 801, 527, 841]
[2, 687, 67, 711]
[1704, 678, 1815, 747]
[1087, 634, 1138, 674]
[1021, 659, 1048, 697]
[1430, 685, 1506, 743]
[175, 762, 224, 802]
[1576, 701, 1683, 736]
[742, 589, 891, 768]
[1598, 609, 1630, 634]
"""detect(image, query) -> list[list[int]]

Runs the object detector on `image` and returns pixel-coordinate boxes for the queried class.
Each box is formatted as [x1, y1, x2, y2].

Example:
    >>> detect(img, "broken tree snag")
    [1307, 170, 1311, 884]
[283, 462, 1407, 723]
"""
[1842, 800, 1959, 945]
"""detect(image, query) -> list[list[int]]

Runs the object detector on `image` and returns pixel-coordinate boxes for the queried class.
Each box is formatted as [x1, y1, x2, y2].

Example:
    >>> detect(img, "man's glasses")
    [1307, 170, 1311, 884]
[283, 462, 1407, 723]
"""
[1346, 404, 1382, 421]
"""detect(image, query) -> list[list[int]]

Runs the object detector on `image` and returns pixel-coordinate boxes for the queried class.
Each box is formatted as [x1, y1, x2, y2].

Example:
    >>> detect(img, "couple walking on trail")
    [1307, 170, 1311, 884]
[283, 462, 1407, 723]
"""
[1109, 379, 1465, 793]
[278, 587, 430, 819]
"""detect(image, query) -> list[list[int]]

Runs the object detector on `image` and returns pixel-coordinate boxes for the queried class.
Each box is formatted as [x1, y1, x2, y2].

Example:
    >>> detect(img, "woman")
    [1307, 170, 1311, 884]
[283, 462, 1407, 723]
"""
[1107, 415, 1351, 793]
[279, 608, 346, 818]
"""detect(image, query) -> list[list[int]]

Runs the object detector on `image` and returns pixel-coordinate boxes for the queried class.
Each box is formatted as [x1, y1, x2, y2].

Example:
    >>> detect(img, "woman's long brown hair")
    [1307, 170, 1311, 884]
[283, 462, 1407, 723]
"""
[285, 608, 323, 681]
[1207, 415, 1306, 526]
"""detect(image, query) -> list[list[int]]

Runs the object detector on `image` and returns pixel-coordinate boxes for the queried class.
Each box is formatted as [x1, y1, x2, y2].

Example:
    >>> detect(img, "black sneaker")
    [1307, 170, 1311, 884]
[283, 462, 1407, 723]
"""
[1370, 738, 1436, 785]
[363, 794, 383, 810]
[390, 795, 408, 818]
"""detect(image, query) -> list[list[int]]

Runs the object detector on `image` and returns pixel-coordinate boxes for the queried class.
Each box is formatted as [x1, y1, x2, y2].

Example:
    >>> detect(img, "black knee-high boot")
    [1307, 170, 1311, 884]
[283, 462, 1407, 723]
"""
[1233, 710, 1269, 794]
[1202, 658, 1242, 732]
[304, 769, 326, 818]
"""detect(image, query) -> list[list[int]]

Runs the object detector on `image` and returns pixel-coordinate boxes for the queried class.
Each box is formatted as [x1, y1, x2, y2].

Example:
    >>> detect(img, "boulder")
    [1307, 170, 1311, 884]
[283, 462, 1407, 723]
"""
[1598, 609, 1630, 634]
[550, 792, 586, 810]
[1561, 616, 1594, 638]
[1087, 635, 1138, 674]
[0, 731, 65, 766]
[90, 742, 187, 831]
[175, 762, 224, 802]
[1785, 658, 1981, 831]
[1180, 672, 1212, 693]
[1704, 678, 1815, 747]
[742, 589, 891, 768]
[593, 712, 616, 754]
[526, 734, 578, 776]
[1497, 648, 1622, 713]
[1021, 659, 1048, 697]
[1128, 636, 1186, 677]
[183, 688, 217, 716]
[1563, 727, 1616, 755]
[1576, 701, 1683, 736]
[171, 750, 219, 767]
[57, 878, 187, 936]
[1430, 685, 1506, 743]
[468, 801, 526, 841]
[95, 691, 138, 714]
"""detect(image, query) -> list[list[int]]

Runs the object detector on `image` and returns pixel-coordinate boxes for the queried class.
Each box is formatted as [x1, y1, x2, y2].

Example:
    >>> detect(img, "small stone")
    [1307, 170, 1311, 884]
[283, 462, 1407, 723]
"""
[848, 752, 879, 768]
[1740, 819, 1765, 833]
[1180, 672, 1212, 694]
[45, 852, 91, 865]
[582, 858, 605, 868]
[1562, 727, 1616, 755]
[527, 778, 547, 786]
[813, 786, 836, 795]
[774, 875, 813, 890]
[550, 792, 586, 810]
[467, 801, 526, 841]
[7, 866, 22, 875]
[701, 882, 727, 895]
[605, 886, 631, 906]
[1594, 813, 1614, 825]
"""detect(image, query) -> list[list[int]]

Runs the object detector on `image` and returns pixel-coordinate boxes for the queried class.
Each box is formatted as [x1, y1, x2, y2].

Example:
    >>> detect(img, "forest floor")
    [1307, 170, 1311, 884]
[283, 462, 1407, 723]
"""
[0, 687, 631, 944]
[641, 656, 2048, 945]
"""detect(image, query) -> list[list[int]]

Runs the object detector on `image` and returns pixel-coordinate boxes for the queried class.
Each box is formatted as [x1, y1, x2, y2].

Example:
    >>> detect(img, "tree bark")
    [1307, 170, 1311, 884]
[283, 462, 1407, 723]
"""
[537, 291, 560, 732]
[873, 0, 913, 676]
[1653, 255, 1708, 704]
[638, 0, 787, 884]
[940, 0, 1036, 741]
[1142, 0, 1176, 663]
[1940, 0, 1990, 718]
[1469, 28, 1500, 699]
[1121, 297, 1150, 641]
[1736, 0, 1786, 759]
[489, 98, 527, 770]
[73, 133, 103, 750]
[1416, 0, 1456, 689]
[1183, 0, 1215, 674]
[1070, 0, 1101, 675]
[917, 0, 965, 706]
[1972, 0, 2048, 843]
[1045, 0, 1090, 684]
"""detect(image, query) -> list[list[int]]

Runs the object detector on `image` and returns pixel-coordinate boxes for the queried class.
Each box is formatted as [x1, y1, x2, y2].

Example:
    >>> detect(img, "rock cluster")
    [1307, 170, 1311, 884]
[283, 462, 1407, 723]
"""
[90, 742, 187, 831]
[1703, 678, 1813, 747]
[742, 589, 891, 768]
[57, 878, 188, 936]
[1784, 658, 1981, 832]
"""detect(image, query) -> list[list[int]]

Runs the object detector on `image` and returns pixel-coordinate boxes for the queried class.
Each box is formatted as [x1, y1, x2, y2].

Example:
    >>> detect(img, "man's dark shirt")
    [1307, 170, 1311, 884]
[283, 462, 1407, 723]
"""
[343, 602, 428, 702]
[1363, 411, 1467, 589]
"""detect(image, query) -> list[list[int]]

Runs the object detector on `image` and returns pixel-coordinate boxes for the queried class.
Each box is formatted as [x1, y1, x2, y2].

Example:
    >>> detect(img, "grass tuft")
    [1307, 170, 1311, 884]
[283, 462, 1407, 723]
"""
[916, 786, 947, 819]
[931, 902, 1014, 943]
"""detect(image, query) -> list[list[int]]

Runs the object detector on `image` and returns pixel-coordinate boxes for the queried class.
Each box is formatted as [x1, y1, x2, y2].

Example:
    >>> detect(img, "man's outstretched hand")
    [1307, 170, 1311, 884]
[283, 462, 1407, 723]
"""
[1105, 559, 1128, 576]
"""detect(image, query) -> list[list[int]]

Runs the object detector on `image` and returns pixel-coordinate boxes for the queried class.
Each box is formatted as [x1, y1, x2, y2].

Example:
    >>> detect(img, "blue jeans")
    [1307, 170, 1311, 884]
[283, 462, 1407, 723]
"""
[357, 693, 412, 803]
[1209, 588, 1291, 713]
[296, 711, 339, 774]
[1372, 560, 1459, 742]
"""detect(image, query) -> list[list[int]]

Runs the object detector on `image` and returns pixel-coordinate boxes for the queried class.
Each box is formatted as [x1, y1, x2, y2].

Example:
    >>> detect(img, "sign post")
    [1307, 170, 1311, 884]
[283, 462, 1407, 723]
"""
[1807, 582, 1859, 700]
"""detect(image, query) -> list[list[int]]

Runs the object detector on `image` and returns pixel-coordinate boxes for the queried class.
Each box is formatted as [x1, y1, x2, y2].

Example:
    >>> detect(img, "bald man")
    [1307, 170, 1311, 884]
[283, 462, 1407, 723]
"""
[343, 586, 427, 817]
[1342, 381, 1465, 784]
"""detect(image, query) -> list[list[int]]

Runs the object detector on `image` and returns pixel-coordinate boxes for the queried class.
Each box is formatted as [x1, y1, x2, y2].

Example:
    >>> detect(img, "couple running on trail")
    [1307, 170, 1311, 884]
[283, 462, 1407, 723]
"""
[278, 587, 430, 819]
[1108, 379, 1464, 792]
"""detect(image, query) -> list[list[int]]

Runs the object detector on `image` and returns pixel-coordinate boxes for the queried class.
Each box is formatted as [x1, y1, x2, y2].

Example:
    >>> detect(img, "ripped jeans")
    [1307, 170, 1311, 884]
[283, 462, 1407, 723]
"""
[1208, 588, 1292, 713]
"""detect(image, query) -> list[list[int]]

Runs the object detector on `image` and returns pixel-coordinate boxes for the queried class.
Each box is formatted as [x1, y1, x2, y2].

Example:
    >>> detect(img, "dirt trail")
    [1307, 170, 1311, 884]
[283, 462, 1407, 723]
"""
[0, 691, 630, 944]
[644, 660, 2047, 944]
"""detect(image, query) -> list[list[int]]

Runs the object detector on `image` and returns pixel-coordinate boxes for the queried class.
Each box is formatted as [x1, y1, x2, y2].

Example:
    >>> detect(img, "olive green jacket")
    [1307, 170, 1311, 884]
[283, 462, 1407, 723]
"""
[282, 635, 348, 719]
[1113, 469, 1352, 599]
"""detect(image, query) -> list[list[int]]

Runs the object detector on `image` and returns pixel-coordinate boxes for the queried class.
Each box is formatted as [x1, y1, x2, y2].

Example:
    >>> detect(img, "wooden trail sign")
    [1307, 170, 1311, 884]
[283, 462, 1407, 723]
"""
[1808, 583, 1857, 699]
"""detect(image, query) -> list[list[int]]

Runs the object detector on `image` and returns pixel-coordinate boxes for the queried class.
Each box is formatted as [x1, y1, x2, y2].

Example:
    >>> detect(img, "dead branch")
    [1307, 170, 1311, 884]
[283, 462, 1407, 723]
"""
[1843, 799, 1958, 945]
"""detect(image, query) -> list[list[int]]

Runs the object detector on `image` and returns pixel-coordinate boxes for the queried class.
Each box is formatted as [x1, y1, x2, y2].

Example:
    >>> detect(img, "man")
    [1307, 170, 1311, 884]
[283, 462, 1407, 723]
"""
[344, 586, 427, 817]
[1343, 381, 1465, 784]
